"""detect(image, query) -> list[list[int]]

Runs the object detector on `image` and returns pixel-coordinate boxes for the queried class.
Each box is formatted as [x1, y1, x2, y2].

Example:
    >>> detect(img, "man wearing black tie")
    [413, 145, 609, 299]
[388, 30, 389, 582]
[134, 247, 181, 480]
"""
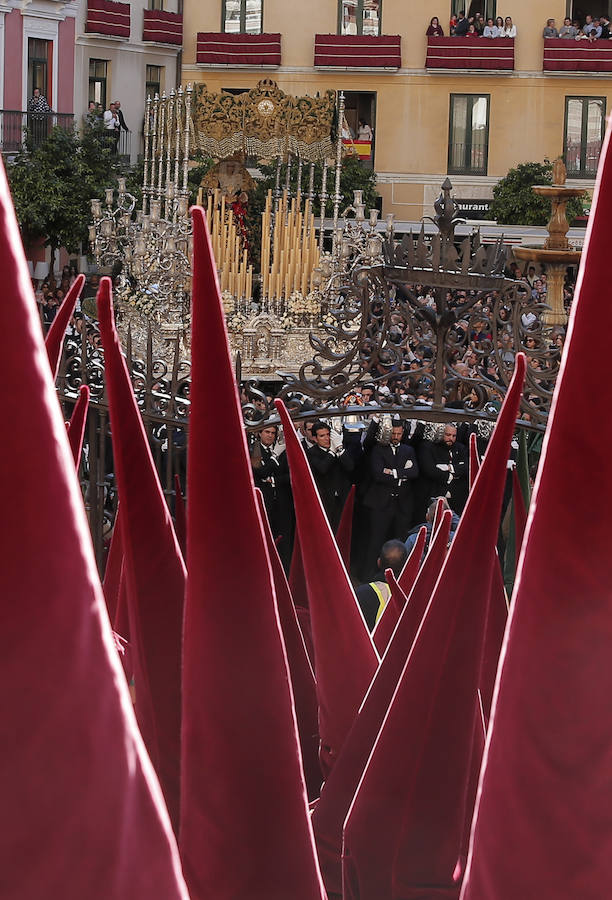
[362, 420, 419, 577]
[306, 420, 354, 531]
[251, 424, 284, 537]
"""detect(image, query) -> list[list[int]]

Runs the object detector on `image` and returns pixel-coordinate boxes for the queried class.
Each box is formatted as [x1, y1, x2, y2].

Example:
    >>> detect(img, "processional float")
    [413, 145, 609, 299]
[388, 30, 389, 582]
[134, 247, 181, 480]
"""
[89, 79, 359, 379]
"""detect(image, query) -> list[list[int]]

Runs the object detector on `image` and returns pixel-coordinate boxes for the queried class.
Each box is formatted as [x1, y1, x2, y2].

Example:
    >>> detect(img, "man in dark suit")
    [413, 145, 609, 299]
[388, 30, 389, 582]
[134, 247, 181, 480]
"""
[306, 421, 354, 531]
[114, 99, 129, 133]
[362, 420, 419, 577]
[418, 424, 469, 514]
[250, 424, 293, 565]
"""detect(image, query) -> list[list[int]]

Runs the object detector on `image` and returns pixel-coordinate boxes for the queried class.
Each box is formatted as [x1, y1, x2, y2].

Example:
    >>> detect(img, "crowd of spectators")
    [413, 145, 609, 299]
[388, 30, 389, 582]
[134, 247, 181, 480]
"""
[248, 264, 575, 588]
[428, 11, 612, 41]
[543, 14, 611, 39]
[35, 268, 103, 354]
[85, 99, 129, 154]
[427, 12, 517, 37]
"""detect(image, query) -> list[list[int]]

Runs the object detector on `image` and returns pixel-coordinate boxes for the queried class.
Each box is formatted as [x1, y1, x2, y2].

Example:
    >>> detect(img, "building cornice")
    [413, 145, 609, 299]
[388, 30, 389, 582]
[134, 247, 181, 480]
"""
[76, 36, 180, 57]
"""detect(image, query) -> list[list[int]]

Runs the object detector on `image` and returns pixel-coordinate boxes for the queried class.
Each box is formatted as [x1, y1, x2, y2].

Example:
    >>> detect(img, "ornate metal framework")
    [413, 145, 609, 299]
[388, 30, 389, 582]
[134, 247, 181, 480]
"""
[271, 179, 560, 432]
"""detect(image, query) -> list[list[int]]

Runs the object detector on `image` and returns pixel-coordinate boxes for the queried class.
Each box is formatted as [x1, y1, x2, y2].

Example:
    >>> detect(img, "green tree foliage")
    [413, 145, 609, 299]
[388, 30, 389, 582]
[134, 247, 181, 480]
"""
[8, 120, 118, 271]
[245, 155, 379, 271]
[488, 161, 584, 226]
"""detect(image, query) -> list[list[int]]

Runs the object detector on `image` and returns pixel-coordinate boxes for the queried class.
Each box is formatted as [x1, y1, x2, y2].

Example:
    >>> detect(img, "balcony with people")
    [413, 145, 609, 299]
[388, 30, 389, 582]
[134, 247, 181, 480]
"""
[425, 11, 515, 70]
[542, 14, 612, 71]
[0, 105, 73, 155]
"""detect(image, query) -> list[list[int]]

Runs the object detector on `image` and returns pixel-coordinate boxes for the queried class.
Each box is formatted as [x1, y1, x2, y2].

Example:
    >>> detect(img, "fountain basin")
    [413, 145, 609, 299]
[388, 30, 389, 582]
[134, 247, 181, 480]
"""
[514, 246, 581, 265]
[531, 185, 585, 200]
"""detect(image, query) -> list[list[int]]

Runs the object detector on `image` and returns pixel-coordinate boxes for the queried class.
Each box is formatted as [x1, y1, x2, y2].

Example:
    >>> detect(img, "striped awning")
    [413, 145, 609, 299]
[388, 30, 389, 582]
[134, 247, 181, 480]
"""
[543, 37, 612, 71]
[142, 9, 183, 46]
[314, 34, 401, 68]
[85, 0, 130, 39]
[196, 33, 281, 66]
[426, 36, 514, 70]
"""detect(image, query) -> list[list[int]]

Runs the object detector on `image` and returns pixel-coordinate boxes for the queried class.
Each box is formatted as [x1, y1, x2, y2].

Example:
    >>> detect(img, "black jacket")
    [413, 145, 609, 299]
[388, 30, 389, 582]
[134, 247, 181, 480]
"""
[362, 442, 419, 515]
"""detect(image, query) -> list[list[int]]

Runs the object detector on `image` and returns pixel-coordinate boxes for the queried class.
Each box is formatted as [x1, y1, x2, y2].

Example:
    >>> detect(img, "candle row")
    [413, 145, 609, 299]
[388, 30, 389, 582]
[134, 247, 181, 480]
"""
[261, 189, 321, 301]
[205, 189, 253, 302]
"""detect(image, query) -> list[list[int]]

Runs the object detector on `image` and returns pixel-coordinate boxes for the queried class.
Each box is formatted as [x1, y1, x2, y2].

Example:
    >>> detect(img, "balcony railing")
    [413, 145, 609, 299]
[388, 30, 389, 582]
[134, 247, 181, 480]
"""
[314, 33, 401, 67]
[0, 111, 74, 153]
[565, 140, 602, 178]
[448, 141, 488, 176]
[196, 32, 281, 66]
[117, 128, 131, 160]
[426, 36, 514, 70]
[142, 8, 182, 45]
[86, 0, 130, 39]
[543, 37, 612, 72]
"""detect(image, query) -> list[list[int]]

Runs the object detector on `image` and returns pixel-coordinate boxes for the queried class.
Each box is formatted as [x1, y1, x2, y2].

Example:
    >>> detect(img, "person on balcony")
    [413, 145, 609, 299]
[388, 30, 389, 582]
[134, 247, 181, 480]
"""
[583, 15, 602, 38]
[27, 88, 51, 147]
[113, 100, 130, 135]
[426, 16, 444, 35]
[475, 12, 486, 33]
[558, 16, 577, 37]
[103, 102, 120, 154]
[542, 18, 559, 37]
[495, 17, 505, 33]
[502, 16, 517, 36]
[357, 119, 373, 141]
[483, 17, 499, 37]
[466, 22, 480, 37]
[453, 10, 470, 36]
[28, 87, 50, 115]
[600, 14, 611, 38]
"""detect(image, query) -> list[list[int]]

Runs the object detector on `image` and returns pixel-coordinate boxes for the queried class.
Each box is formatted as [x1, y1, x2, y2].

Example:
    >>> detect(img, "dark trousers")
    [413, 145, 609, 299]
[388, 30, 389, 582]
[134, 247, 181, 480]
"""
[365, 500, 413, 578]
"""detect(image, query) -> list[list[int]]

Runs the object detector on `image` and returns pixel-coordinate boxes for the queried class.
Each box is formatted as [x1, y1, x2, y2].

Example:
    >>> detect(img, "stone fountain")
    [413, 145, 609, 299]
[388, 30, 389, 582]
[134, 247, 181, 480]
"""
[513, 158, 583, 326]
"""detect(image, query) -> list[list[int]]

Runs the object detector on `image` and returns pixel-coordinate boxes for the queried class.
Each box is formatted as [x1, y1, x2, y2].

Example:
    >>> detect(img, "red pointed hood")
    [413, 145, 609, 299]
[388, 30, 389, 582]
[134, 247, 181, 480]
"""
[44, 273, 85, 379]
[173, 473, 186, 557]
[97, 278, 185, 832]
[256, 488, 322, 802]
[464, 432, 508, 723]
[511, 467, 527, 552]
[399, 525, 427, 596]
[372, 526, 427, 655]
[103, 504, 123, 625]
[66, 384, 89, 467]
[180, 207, 325, 900]
[461, 127, 612, 900]
[0, 150, 187, 899]
[275, 398, 380, 775]
[312, 511, 453, 898]
[469, 432, 479, 489]
[342, 355, 526, 900]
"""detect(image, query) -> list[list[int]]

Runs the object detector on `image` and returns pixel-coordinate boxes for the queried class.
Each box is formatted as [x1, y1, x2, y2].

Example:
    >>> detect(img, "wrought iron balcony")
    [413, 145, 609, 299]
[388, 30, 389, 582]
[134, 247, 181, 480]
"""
[0, 111, 74, 153]
[447, 141, 488, 177]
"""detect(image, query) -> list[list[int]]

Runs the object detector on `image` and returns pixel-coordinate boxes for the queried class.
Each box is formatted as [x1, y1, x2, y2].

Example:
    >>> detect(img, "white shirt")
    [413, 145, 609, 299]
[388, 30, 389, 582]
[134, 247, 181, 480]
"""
[103, 110, 118, 131]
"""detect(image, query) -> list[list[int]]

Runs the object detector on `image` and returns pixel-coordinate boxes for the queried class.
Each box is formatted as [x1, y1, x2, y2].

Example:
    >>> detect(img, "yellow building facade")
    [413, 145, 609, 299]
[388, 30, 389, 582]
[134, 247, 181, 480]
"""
[182, 0, 612, 219]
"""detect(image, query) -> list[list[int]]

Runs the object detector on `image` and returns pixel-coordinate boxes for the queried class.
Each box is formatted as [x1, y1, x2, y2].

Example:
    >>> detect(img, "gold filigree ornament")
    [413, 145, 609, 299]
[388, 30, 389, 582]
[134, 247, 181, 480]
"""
[257, 98, 275, 117]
